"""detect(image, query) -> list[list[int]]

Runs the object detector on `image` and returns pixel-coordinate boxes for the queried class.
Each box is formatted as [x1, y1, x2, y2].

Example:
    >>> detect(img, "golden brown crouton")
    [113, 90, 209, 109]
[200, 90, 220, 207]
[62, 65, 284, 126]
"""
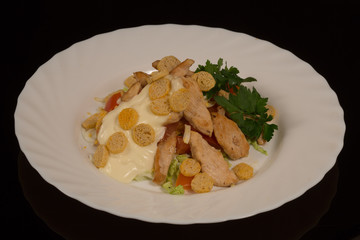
[191, 71, 216, 91]
[156, 56, 181, 72]
[132, 123, 155, 146]
[232, 163, 253, 180]
[148, 77, 171, 100]
[191, 172, 214, 193]
[169, 88, 190, 112]
[118, 108, 139, 130]
[150, 97, 171, 116]
[180, 158, 201, 177]
[106, 132, 128, 154]
[93, 144, 109, 168]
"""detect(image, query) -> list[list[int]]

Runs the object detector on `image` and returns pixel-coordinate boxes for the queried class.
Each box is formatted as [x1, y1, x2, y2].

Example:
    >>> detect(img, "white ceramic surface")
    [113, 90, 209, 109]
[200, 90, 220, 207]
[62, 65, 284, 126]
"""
[15, 24, 345, 224]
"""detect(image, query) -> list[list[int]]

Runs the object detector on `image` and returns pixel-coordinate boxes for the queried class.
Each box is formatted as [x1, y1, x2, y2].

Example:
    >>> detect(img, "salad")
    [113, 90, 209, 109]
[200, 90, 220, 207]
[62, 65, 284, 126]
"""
[81, 56, 278, 194]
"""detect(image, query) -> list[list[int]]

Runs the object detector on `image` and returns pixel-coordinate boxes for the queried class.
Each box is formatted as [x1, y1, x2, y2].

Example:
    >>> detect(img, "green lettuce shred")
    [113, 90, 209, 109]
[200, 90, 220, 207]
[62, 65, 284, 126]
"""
[161, 154, 189, 195]
[247, 139, 268, 155]
[162, 182, 184, 195]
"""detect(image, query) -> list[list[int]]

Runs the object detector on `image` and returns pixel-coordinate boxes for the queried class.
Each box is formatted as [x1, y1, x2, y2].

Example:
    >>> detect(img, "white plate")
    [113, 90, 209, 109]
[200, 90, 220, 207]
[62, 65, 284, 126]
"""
[15, 24, 345, 224]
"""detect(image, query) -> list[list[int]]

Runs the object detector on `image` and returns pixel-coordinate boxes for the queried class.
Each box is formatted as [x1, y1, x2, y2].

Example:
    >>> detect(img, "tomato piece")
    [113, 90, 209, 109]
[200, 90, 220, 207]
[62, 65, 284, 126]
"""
[176, 136, 191, 154]
[104, 92, 122, 112]
[227, 83, 240, 95]
[175, 173, 193, 190]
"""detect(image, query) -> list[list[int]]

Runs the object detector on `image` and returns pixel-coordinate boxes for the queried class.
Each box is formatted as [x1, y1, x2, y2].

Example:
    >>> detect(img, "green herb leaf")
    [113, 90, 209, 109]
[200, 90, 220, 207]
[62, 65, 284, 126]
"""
[197, 58, 278, 143]
[262, 123, 278, 142]
[195, 58, 256, 99]
[215, 85, 278, 142]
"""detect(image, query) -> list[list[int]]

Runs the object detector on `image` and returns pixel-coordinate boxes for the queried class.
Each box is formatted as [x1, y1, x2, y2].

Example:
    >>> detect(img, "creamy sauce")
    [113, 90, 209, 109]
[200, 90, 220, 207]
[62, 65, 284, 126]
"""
[97, 76, 183, 183]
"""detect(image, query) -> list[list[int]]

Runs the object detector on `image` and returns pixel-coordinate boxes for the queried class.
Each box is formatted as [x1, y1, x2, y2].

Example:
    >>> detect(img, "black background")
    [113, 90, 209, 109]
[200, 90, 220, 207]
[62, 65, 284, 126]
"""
[4, 2, 359, 239]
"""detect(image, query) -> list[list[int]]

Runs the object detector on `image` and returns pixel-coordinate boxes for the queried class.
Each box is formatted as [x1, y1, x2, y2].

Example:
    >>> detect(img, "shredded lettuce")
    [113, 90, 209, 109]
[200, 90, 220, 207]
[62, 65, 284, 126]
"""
[162, 182, 184, 195]
[176, 154, 189, 162]
[161, 154, 189, 195]
[247, 139, 268, 155]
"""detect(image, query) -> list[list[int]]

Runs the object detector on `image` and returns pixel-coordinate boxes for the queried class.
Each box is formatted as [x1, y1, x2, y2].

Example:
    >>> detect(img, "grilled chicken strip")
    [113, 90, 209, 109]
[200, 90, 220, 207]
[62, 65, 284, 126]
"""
[211, 112, 249, 159]
[121, 81, 142, 102]
[182, 77, 213, 136]
[189, 131, 238, 187]
[153, 132, 177, 185]
[170, 58, 195, 77]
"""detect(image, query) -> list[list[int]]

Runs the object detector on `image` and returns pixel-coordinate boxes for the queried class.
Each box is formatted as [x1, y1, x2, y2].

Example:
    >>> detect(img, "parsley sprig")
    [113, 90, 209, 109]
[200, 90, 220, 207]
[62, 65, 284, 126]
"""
[195, 58, 256, 99]
[196, 58, 278, 142]
[214, 86, 278, 142]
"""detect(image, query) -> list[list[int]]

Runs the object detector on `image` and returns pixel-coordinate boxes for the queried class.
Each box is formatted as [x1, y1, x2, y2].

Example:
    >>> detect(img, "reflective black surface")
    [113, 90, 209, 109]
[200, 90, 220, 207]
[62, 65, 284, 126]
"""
[6, 2, 359, 239]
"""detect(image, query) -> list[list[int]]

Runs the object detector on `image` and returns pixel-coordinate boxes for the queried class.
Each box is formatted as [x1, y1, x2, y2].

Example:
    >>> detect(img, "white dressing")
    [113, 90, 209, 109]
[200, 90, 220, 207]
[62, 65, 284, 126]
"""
[97, 77, 183, 183]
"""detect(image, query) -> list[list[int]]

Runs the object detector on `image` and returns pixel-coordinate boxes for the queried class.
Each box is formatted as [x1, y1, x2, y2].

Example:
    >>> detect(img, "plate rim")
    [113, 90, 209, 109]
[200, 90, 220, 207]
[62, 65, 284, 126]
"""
[15, 24, 345, 224]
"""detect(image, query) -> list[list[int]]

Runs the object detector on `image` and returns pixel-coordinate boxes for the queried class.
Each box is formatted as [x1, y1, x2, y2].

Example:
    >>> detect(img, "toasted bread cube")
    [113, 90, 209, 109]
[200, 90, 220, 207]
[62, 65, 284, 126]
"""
[180, 158, 201, 177]
[148, 77, 171, 100]
[132, 123, 155, 146]
[150, 97, 171, 116]
[169, 88, 190, 112]
[93, 145, 109, 168]
[156, 56, 181, 72]
[118, 108, 139, 130]
[191, 172, 214, 193]
[191, 71, 216, 92]
[106, 131, 128, 154]
[232, 163, 253, 180]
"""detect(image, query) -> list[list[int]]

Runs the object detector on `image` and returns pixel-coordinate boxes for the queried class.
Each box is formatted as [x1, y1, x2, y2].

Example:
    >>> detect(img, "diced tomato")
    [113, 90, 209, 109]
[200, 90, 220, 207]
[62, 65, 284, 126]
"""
[176, 136, 191, 154]
[104, 92, 122, 112]
[228, 83, 240, 95]
[175, 173, 193, 190]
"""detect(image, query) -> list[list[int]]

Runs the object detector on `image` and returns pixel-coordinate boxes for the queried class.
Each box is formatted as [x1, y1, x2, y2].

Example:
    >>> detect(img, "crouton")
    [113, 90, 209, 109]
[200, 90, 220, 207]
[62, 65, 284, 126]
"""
[169, 88, 190, 112]
[106, 131, 128, 154]
[191, 71, 216, 91]
[180, 158, 201, 177]
[118, 108, 139, 130]
[132, 123, 155, 146]
[150, 97, 171, 116]
[191, 172, 214, 193]
[232, 163, 253, 180]
[148, 77, 171, 100]
[93, 144, 109, 168]
[156, 56, 181, 72]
